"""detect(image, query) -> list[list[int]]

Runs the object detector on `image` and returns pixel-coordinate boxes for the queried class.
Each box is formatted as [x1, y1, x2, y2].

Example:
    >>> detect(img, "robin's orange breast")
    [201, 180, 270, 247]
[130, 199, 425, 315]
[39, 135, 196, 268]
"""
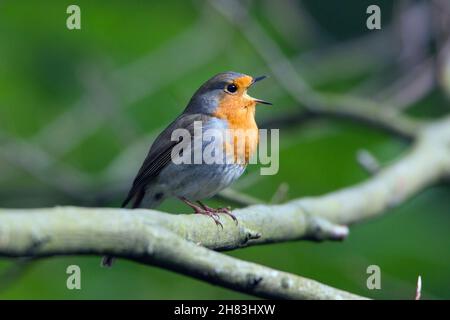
[213, 96, 259, 164]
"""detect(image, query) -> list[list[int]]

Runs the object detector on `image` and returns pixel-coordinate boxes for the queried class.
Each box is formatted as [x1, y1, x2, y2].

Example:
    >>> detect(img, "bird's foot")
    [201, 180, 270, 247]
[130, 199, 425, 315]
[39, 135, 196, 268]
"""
[179, 197, 223, 228]
[195, 209, 224, 229]
[198, 202, 238, 225]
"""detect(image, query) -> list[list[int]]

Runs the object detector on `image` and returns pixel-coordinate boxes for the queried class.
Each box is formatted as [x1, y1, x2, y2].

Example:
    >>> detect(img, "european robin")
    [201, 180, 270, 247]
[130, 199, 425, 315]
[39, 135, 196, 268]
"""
[102, 71, 270, 266]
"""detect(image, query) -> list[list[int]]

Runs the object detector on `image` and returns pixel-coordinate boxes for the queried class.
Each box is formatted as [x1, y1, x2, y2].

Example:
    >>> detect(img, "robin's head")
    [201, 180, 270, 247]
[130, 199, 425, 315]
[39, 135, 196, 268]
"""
[184, 71, 271, 115]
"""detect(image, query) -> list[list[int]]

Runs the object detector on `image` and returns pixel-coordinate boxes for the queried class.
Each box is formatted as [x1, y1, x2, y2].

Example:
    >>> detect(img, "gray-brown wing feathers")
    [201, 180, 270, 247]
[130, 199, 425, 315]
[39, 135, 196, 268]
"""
[122, 113, 210, 208]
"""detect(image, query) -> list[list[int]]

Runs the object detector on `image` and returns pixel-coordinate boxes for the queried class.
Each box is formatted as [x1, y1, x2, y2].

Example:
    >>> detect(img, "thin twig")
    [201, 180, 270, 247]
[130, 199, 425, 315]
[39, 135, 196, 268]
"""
[415, 275, 422, 300]
[356, 149, 381, 175]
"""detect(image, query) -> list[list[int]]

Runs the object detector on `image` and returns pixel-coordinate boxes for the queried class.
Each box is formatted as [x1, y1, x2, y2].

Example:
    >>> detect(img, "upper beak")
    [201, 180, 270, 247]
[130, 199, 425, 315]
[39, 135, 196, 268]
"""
[252, 75, 267, 84]
[250, 75, 273, 105]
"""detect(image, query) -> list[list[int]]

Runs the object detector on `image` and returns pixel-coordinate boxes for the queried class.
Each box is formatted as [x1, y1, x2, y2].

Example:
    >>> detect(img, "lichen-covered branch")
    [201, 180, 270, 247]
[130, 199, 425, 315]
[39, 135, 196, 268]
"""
[0, 210, 366, 299]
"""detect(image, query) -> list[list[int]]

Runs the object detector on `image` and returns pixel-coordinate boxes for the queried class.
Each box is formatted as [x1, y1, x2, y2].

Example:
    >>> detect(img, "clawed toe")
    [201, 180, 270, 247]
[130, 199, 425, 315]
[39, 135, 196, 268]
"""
[201, 203, 238, 225]
[196, 210, 223, 229]
[181, 198, 238, 227]
[216, 207, 238, 224]
[216, 206, 231, 214]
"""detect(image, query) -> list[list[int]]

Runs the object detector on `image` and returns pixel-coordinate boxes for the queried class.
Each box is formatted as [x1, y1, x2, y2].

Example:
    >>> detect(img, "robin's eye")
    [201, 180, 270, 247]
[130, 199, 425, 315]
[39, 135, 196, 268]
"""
[225, 84, 238, 93]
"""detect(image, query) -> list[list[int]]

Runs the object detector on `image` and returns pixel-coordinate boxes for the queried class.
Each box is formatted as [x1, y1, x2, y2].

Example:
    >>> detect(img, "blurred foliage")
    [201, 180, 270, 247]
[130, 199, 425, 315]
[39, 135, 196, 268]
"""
[0, 0, 449, 299]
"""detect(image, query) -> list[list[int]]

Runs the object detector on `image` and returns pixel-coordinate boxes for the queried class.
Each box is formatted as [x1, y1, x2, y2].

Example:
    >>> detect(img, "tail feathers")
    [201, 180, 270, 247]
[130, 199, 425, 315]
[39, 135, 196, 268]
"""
[101, 255, 115, 268]
[132, 189, 146, 208]
[122, 188, 145, 209]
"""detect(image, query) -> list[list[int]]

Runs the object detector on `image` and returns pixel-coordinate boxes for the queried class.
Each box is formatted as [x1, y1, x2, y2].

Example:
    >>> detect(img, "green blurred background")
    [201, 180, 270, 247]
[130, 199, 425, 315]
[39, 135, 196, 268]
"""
[0, 0, 449, 299]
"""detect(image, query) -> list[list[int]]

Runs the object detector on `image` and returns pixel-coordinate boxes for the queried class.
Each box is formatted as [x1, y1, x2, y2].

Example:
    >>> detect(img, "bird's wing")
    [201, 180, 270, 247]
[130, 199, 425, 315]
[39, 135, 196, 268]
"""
[122, 112, 212, 208]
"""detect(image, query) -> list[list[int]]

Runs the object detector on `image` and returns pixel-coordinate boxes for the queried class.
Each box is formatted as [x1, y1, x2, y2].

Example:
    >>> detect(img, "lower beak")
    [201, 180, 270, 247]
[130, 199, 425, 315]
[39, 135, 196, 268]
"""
[254, 98, 272, 105]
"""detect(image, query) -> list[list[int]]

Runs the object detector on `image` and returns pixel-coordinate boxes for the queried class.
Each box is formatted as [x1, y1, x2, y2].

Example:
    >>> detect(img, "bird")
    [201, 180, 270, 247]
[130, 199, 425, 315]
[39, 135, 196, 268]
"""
[102, 71, 271, 267]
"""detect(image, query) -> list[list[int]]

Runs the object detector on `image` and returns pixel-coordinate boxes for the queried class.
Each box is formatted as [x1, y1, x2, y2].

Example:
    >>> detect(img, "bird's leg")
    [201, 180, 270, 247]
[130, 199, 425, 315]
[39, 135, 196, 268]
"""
[179, 197, 203, 213]
[197, 201, 238, 225]
[179, 197, 223, 228]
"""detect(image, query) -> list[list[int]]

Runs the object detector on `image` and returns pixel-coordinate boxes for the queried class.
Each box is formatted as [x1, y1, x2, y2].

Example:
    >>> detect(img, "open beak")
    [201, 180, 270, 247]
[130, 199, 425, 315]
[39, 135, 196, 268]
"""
[250, 75, 273, 105]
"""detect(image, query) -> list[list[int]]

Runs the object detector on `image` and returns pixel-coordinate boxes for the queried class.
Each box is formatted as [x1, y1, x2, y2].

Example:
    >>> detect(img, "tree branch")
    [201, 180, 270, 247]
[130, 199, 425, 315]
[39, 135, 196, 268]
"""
[298, 115, 450, 225]
[0, 208, 363, 299]
[0, 212, 366, 299]
[262, 96, 423, 141]
[305, 94, 424, 140]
